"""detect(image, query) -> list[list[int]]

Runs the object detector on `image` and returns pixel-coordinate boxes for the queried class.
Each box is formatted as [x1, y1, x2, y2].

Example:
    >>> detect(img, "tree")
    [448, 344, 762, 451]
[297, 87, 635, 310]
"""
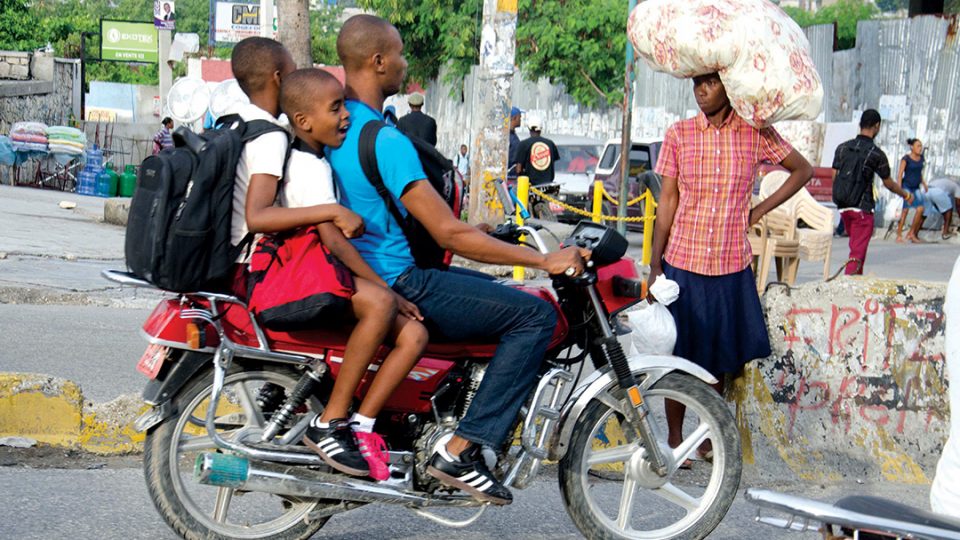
[354, 0, 628, 107]
[310, 5, 343, 66]
[783, 0, 879, 49]
[278, 0, 312, 68]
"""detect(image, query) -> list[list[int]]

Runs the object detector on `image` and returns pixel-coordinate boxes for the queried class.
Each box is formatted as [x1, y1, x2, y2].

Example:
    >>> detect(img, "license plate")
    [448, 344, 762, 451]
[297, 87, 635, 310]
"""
[137, 344, 170, 379]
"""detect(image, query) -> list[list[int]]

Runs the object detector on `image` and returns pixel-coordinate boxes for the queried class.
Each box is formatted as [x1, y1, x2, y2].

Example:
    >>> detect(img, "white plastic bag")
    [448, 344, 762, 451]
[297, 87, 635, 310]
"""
[627, 0, 823, 128]
[626, 301, 677, 355]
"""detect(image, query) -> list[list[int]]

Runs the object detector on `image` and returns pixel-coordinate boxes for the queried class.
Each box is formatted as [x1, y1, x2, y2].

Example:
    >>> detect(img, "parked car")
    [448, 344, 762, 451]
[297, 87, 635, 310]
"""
[587, 139, 663, 231]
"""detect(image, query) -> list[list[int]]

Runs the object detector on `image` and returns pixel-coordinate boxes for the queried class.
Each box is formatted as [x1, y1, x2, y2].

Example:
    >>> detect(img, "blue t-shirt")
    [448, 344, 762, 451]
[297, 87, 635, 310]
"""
[326, 100, 425, 285]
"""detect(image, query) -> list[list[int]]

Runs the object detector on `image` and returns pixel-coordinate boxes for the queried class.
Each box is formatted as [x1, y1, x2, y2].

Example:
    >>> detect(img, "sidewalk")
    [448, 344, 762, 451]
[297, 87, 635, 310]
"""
[2, 183, 959, 304]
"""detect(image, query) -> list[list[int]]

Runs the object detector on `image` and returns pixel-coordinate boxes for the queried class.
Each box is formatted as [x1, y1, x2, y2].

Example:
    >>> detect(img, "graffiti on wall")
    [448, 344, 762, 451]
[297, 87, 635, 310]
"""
[734, 281, 949, 484]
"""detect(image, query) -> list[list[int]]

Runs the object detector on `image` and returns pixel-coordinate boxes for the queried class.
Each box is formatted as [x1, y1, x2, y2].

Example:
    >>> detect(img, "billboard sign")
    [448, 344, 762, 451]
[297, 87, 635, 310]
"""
[213, 0, 277, 44]
[101, 20, 159, 63]
[154, 0, 176, 30]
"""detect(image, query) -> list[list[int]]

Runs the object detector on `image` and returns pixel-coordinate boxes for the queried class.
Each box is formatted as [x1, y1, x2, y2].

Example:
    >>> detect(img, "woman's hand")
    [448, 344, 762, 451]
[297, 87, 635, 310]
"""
[647, 264, 663, 303]
[748, 207, 764, 227]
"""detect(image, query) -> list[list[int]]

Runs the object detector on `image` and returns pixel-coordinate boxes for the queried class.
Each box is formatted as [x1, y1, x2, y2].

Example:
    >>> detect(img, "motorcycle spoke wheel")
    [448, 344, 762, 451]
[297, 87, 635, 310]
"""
[144, 365, 331, 540]
[559, 373, 741, 540]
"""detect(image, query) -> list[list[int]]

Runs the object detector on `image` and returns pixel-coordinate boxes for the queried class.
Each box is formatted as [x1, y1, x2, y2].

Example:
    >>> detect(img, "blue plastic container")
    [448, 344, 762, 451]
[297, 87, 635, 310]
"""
[76, 169, 98, 195]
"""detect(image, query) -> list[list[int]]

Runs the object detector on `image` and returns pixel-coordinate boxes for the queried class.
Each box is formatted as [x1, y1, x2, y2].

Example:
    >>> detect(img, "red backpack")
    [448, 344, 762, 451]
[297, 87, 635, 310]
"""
[246, 227, 355, 331]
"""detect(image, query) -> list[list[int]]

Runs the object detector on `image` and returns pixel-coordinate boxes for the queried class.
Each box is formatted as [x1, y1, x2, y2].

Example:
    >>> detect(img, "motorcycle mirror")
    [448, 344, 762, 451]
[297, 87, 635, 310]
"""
[495, 179, 517, 217]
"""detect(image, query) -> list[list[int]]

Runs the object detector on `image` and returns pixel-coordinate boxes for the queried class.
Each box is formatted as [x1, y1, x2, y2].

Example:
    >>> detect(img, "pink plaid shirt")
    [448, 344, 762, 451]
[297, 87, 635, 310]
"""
[655, 111, 793, 276]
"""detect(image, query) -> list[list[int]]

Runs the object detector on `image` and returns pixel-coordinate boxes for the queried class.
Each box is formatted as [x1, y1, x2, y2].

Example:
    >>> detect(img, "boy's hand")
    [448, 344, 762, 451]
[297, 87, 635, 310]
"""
[395, 292, 423, 321]
[335, 208, 364, 238]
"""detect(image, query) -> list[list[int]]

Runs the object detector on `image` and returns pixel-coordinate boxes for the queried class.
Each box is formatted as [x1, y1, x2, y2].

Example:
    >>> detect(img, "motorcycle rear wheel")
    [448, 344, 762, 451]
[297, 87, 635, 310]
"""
[143, 362, 332, 540]
[559, 372, 741, 540]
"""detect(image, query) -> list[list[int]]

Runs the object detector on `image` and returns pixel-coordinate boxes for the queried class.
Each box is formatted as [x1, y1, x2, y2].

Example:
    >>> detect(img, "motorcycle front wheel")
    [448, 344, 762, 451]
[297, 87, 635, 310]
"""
[143, 361, 332, 540]
[559, 372, 741, 540]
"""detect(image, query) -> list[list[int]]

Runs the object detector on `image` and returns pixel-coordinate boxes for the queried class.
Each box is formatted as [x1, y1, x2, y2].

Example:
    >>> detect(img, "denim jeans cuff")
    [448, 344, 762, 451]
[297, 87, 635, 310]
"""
[453, 429, 501, 449]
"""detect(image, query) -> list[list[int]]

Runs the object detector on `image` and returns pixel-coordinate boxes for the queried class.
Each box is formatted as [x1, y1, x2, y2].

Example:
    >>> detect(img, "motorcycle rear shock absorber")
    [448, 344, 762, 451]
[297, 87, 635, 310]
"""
[260, 368, 325, 442]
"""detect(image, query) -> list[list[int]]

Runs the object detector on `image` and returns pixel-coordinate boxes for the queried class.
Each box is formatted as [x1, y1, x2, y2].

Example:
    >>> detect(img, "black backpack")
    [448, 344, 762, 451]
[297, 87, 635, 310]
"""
[832, 139, 874, 209]
[358, 121, 464, 269]
[125, 115, 286, 292]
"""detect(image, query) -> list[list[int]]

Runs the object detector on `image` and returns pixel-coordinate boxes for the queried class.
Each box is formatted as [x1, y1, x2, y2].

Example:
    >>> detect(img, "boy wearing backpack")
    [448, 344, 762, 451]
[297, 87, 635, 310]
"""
[831, 109, 913, 275]
[229, 37, 364, 274]
[267, 67, 428, 481]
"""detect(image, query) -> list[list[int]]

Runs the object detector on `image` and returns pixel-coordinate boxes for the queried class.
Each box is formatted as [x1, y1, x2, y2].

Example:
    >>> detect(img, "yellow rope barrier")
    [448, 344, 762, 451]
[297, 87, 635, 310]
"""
[529, 185, 654, 223]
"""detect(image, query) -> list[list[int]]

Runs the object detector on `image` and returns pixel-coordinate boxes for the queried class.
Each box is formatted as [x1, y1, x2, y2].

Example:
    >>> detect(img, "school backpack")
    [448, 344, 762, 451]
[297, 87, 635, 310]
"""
[358, 121, 464, 269]
[246, 227, 355, 330]
[125, 115, 286, 292]
[832, 139, 874, 209]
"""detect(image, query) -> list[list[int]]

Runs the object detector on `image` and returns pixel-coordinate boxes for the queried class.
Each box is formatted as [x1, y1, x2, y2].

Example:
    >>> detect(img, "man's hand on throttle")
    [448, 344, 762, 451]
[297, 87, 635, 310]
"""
[542, 246, 590, 276]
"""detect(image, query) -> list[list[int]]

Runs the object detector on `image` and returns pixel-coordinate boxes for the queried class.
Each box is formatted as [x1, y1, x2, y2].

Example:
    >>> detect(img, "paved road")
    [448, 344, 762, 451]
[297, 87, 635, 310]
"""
[5, 461, 932, 540]
[0, 304, 151, 402]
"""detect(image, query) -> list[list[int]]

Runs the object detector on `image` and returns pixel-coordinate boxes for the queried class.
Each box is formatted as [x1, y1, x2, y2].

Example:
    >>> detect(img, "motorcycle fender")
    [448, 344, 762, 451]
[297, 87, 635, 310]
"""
[549, 354, 717, 462]
[142, 351, 211, 407]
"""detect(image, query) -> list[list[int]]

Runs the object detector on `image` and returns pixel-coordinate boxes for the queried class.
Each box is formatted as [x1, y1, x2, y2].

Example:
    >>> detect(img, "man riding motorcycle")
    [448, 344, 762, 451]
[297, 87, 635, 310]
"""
[325, 14, 588, 505]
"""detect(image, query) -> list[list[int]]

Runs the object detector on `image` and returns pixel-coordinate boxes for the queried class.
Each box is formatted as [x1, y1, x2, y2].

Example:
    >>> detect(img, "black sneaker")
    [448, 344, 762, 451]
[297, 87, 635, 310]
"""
[426, 445, 513, 505]
[302, 417, 370, 477]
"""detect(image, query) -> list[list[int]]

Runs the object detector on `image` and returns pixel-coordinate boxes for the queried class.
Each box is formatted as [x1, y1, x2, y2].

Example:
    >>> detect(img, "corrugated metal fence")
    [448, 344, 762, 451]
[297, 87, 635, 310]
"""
[421, 16, 960, 178]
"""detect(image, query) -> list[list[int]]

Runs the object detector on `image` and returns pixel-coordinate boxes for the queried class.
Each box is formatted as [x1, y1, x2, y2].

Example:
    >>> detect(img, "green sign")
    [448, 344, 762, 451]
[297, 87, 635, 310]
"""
[101, 20, 158, 63]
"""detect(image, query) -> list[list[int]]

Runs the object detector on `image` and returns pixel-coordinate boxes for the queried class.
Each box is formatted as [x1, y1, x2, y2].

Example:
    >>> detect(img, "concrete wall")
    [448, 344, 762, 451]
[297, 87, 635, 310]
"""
[0, 55, 80, 135]
[733, 278, 949, 484]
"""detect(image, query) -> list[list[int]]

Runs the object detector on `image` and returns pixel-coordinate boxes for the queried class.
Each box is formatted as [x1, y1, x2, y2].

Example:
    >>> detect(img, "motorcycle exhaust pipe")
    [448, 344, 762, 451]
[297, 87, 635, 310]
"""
[194, 453, 479, 508]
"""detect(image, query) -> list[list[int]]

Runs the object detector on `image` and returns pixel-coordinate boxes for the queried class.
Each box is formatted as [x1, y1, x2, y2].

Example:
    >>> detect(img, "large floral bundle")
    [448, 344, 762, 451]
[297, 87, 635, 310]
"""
[627, 0, 823, 128]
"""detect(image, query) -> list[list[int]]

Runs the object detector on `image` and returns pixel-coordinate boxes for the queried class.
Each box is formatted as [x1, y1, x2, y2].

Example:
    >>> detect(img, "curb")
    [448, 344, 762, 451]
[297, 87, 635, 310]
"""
[0, 372, 146, 455]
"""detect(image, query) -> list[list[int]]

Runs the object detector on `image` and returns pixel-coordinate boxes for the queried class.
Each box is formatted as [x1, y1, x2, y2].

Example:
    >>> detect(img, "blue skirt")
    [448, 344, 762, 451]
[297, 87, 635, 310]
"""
[662, 261, 771, 376]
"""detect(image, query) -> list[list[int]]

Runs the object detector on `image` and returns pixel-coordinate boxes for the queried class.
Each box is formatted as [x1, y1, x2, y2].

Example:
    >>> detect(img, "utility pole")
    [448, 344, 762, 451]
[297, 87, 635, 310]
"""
[467, 0, 518, 225]
[616, 0, 637, 236]
[159, 29, 172, 120]
[260, 0, 274, 38]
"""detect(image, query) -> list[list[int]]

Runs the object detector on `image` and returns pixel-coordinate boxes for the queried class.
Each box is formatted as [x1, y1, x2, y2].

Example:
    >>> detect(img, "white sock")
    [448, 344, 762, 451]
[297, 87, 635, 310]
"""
[310, 414, 329, 429]
[350, 413, 376, 433]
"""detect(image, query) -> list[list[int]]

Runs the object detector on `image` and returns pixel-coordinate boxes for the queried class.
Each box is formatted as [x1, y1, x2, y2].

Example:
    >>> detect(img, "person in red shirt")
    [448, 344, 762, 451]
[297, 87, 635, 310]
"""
[648, 73, 813, 466]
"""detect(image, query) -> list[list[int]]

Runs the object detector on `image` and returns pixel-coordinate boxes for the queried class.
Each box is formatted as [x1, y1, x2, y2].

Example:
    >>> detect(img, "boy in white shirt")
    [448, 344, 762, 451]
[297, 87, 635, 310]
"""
[230, 36, 363, 272]
[272, 68, 428, 481]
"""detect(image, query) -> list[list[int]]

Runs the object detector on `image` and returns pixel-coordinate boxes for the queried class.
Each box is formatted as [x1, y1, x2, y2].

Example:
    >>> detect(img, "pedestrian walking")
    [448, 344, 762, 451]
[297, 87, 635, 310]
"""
[152, 117, 174, 154]
[514, 114, 559, 186]
[831, 109, 914, 275]
[896, 138, 928, 243]
[648, 72, 813, 466]
[396, 92, 437, 146]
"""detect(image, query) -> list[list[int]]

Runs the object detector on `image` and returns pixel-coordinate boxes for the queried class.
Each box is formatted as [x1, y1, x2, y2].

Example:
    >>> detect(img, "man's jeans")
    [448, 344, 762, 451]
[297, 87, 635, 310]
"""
[841, 210, 874, 275]
[392, 266, 557, 448]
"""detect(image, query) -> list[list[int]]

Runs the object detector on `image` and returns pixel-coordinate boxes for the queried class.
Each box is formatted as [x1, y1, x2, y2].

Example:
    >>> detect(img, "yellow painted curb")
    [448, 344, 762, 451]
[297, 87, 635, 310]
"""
[0, 372, 145, 455]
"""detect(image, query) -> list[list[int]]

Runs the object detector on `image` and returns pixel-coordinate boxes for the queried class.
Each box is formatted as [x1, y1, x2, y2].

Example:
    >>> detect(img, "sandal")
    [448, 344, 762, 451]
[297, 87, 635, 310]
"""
[697, 449, 714, 463]
[896, 235, 905, 243]
[943, 233, 955, 240]
[908, 234, 926, 244]
[678, 459, 693, 470]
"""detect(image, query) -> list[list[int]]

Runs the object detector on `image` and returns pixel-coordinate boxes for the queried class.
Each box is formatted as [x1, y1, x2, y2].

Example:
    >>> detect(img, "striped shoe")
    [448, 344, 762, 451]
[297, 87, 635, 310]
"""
[426, 444, 512, 505]
[302, 417, 370, 477]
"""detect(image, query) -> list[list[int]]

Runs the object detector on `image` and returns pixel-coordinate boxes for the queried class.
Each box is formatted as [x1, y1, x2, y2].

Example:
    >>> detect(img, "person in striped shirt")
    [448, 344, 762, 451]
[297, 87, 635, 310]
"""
[648, 72, 813, 466]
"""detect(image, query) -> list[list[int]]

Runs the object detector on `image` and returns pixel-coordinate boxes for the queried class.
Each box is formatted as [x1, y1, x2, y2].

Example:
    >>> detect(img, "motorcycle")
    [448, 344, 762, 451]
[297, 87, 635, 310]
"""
[746, 488, 960, 539]
[104, 217, 742, 540]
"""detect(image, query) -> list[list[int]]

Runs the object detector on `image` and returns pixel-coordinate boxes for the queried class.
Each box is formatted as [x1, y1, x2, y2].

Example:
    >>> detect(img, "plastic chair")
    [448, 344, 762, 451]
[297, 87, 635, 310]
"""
[757, 207, 800, 289]
[795, 198, 834, 279]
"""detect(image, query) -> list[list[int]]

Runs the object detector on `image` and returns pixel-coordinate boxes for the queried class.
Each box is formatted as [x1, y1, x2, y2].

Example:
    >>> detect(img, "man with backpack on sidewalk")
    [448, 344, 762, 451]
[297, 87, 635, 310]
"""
[326, 14, 588, 506]
[831, 109, 914, 275]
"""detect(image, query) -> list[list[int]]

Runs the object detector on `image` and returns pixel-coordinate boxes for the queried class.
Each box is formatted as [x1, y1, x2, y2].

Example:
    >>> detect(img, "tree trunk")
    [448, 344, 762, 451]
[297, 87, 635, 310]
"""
[277, 0, 312, 68]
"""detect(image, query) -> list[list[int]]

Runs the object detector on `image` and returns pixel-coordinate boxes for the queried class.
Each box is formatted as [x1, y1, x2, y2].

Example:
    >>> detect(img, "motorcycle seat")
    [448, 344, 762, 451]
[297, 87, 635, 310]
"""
[834, 495, 960, 533]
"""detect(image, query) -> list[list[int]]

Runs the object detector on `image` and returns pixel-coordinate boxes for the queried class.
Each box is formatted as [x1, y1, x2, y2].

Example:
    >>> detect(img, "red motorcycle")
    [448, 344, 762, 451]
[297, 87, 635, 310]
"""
[104, 221, 741, 540]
